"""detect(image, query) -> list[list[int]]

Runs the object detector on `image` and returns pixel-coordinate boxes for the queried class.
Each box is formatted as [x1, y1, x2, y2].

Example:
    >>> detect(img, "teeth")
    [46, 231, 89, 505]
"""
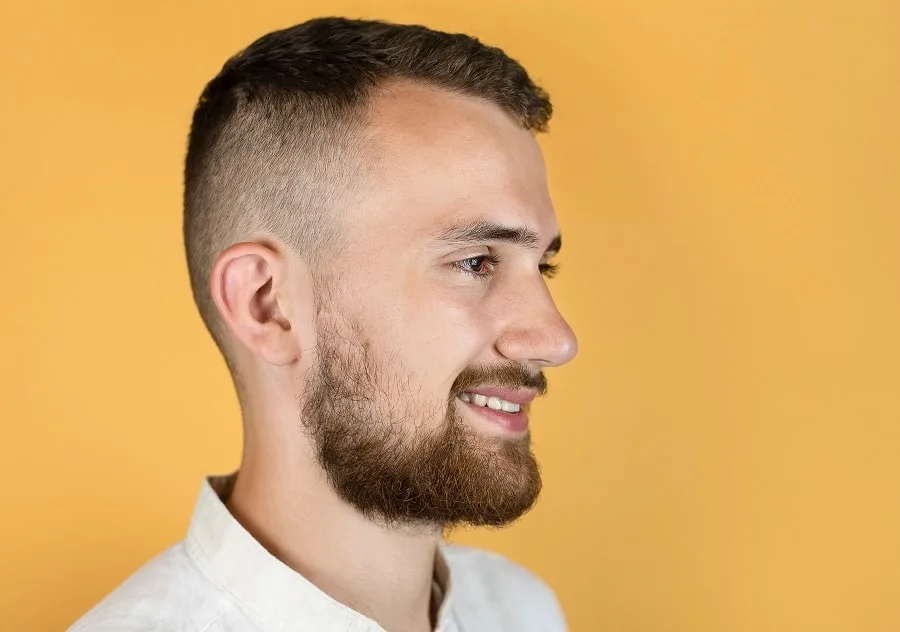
[456, 392, 521, 413]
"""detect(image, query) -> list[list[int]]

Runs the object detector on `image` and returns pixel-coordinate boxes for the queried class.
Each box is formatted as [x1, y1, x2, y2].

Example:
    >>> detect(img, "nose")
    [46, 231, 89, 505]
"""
[494, 281, 579, 368]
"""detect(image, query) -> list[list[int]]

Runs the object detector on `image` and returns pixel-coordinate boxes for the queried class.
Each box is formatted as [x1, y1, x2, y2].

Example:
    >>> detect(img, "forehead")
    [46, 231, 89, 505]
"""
[345, 81, 558, 246]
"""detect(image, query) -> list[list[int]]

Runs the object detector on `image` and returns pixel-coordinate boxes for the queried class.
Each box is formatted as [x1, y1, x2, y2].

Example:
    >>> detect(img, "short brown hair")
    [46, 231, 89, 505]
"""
[183, 16, 553, 373]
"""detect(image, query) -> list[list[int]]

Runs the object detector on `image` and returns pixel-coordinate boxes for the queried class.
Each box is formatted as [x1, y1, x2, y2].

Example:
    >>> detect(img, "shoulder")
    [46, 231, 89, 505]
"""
[66, 542, 235, 632]
[442, 543, 567, 631]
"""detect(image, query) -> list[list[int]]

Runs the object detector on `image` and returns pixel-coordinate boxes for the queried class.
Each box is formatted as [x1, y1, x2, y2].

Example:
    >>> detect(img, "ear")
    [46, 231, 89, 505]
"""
[209, 241, 303, 366]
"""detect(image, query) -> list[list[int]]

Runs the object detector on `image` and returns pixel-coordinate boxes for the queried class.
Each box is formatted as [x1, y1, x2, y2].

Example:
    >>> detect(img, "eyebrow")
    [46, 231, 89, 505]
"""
[433, 220, 562, 256]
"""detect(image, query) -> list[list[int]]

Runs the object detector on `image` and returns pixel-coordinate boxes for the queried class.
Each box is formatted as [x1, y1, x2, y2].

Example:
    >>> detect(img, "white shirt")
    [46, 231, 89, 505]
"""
[67, 474, 568, 631]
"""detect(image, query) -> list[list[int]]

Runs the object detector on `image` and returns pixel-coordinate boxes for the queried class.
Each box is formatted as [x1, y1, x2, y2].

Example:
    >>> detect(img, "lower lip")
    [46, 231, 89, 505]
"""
[458, 399, 530, 433]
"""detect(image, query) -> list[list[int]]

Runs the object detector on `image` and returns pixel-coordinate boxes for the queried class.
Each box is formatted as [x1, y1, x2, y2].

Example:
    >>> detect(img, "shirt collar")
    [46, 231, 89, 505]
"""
[184, 473, 454, 632]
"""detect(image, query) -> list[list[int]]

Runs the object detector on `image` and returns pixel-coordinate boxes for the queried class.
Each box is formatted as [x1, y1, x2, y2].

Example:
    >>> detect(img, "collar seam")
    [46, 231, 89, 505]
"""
[185, 511, 371, 631]
[185, 531, 291, 632]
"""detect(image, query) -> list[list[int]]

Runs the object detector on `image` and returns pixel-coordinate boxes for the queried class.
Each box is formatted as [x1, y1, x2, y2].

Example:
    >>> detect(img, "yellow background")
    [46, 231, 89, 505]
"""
[2, 1, 899, 630]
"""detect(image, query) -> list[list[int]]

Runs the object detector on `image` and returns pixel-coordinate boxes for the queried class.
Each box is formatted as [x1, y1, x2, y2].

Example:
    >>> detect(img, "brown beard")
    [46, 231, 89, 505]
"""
[299, 314, 546, 528]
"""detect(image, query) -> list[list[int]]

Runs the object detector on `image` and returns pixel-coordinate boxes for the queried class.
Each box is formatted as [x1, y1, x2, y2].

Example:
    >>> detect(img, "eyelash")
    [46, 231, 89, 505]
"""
[453, 255, 560, 279]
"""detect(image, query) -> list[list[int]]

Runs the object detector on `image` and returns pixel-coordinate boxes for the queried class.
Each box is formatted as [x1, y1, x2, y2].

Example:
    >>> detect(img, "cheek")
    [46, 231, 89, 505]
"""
[339, 262, 493, 387]
[383, 287, 493, 382]
[407, 294, 493, 391]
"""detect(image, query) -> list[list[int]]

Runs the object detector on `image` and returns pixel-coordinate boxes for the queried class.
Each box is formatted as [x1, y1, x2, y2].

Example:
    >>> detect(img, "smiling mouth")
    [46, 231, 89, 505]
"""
[456, 392, 521, 413]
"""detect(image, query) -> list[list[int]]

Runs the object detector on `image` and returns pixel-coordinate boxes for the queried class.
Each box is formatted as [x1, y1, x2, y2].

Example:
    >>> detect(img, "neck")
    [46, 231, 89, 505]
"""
[226, 432, 443, 632]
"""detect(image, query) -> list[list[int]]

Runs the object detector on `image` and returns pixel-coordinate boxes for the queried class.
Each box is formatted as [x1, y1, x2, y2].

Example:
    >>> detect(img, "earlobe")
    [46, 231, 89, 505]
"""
[209, 242, 302, 367]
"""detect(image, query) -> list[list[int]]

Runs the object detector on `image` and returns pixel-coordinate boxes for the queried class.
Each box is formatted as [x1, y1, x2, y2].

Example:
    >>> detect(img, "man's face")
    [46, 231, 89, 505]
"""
[298, 82, 578, 528]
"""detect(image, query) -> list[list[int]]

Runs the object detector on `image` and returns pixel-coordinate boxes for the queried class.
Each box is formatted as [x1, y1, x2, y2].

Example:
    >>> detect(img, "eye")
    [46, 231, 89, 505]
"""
[454, 254, 500, 279]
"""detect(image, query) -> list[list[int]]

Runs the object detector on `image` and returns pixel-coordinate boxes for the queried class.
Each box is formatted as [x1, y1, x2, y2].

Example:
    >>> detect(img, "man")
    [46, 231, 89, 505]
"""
[70, 16, 578, 632]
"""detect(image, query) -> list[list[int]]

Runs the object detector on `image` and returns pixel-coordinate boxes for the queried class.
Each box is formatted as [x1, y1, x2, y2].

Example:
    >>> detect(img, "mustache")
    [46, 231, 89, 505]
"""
[451, 362, 548, 397]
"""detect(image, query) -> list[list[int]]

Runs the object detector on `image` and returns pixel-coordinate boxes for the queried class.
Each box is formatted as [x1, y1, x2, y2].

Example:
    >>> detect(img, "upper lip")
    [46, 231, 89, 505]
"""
[461, 387, 538, 406]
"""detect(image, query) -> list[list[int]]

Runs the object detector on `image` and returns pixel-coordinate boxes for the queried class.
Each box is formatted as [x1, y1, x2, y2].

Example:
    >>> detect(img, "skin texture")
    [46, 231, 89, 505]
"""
[207, 81, 578, 632]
